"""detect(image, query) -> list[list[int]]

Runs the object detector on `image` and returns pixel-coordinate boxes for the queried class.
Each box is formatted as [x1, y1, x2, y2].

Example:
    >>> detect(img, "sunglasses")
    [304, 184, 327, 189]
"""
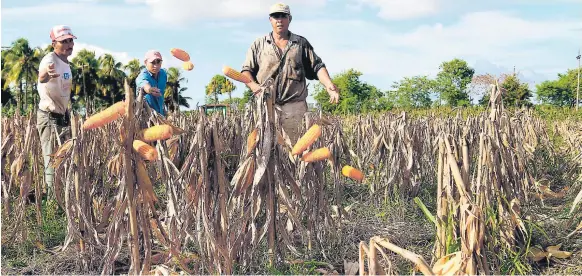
[150, 59, 162, 65]
[58, 38, 74, 44]
[270, 13, 288, 19]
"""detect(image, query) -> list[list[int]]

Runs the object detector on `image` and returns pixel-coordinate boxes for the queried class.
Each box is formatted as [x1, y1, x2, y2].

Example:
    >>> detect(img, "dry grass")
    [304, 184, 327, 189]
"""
[1, 81, 581, 275]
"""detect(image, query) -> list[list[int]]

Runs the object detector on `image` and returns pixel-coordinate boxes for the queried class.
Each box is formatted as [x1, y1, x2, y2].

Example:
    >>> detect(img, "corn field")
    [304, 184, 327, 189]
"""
[2, 81, 581, 275]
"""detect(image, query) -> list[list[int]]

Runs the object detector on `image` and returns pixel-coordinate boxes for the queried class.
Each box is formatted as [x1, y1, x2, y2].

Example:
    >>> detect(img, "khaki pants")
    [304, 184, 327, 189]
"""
[36, 111, 66, 200]
[277, 101, 308, 144]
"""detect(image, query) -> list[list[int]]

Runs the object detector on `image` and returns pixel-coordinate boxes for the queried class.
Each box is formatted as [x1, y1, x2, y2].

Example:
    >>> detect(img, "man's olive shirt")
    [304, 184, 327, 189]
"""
[241, 31, 326, 105]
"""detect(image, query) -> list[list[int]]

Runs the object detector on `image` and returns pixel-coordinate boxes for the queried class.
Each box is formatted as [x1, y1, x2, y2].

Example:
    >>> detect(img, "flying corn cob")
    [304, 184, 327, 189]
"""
[182, 61, 194, 71]
[222, 66, 252, 84]
[82, 101, 127, 130]
[292, 124, 321, 155]
[342, 165, 364, 182]
[138, 125, 174, 142]
[301, 147, 332, 162]
[133, 140, 158, 161]
[170, 48, 190, 62]
[247, 128, 258, 154]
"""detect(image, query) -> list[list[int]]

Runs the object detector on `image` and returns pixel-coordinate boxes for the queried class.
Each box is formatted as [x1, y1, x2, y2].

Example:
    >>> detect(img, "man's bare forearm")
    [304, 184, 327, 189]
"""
[38, 68, 50, 83]
[242, 71, 258, 85]
[317, 67, 334, 87]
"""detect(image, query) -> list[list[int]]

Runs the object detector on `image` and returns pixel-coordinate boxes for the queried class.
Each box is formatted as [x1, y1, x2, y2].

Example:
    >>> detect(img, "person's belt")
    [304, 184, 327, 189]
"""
[38, 108, 65, 119]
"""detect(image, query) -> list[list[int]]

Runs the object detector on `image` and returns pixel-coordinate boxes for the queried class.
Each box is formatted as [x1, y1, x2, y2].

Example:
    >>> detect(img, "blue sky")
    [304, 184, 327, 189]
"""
[2, 0, 581, 109]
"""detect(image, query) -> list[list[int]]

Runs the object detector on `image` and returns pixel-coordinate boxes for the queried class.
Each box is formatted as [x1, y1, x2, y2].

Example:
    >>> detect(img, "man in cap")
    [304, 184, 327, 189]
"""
[136, 50, 168, 116]
[36, 25, 76, 202]
[241, 2, 340, 143]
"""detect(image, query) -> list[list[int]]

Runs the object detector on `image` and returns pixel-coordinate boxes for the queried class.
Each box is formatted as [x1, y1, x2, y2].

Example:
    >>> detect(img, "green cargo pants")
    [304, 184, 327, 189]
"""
[36, 110, 67, 201]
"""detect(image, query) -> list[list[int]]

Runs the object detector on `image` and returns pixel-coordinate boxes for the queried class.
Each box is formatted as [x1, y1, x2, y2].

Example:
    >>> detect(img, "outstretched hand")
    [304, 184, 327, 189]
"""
[326, 83, 340, 104]
[47, 63, 60, 79]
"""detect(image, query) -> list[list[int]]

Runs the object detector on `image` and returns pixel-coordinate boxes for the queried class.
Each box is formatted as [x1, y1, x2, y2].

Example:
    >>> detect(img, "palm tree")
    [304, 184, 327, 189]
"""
[71, 49, 100, 114]
[222, 79, 236, 103]
[98, 54, 126, 105]
[1, 49, 15, 106]
[2, 38, 40, 113]
[165, 67, 189, 113]
[123, 58, 144, 92]
[205, 75, 229, 104]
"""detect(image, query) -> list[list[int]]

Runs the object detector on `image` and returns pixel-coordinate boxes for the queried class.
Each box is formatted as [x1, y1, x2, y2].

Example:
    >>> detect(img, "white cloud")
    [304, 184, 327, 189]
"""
[279, 11, 581, 91]
[356, 0, 441, 20]
[2, 2, 152, 29]
[139, 0, 327, 26]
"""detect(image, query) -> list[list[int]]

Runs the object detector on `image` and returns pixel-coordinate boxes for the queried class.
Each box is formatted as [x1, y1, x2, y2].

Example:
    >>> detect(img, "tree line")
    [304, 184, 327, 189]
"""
[313, 58, 581, 114]
[3, 38, 580, 116]
[1, 38, 191, 116]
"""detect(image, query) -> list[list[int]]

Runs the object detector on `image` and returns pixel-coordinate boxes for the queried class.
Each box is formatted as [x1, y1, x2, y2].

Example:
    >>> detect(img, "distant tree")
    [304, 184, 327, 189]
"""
[314, 69, 385, 114]
[387, 75, 434, 108]
[434, 58, 475, 107]
[205, 75, 235, 104]
[536, 68, 581, 107]
[500, 74, 533, 107]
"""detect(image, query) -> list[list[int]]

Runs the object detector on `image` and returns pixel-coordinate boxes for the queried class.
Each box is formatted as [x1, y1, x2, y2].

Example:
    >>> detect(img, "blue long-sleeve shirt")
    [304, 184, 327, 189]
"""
[136, 68, 167, 116]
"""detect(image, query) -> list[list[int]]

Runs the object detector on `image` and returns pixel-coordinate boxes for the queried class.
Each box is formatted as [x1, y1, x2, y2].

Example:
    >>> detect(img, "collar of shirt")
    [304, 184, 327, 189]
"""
[266, 31, 299, 44]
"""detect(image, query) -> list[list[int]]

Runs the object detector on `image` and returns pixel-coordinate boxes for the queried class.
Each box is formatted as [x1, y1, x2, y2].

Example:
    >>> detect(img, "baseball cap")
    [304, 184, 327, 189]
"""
[144, 50, 163, 63]
[50, 25, 77, 42]
[269, 3, 291, 15]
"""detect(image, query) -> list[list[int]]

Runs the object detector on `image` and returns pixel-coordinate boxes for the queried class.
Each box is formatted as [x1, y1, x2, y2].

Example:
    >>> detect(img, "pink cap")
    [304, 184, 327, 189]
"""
[50, 25, 77, 41]
[144, 50, 163, 63]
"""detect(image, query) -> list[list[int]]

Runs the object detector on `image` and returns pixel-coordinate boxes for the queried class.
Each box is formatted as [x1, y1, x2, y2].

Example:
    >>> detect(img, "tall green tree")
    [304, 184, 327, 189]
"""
[387, 75, 434, 108]
[500, 74, 532, 107]
[222, 79, 237, 103]
[2, 38, 41, 113]
[71, 49, 100, 113]
[205, 75, 233, 104]
[98, 53, 126, 105]
[123, 58, 144, 91]
[1, 49, 15, 106]
[536, 68, 581, 107]
[314, 69, 386, 114]
[434, 58, 475, 107]
[164, 67, 191, 112]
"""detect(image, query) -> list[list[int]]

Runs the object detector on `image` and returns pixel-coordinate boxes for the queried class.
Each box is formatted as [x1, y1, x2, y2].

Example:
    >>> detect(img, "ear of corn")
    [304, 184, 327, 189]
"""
[222, 66, 252, 84]
[138, 125, 174, 142]
[342, 165, 364, 182]
[182, 61, 194, 71]
[136, 160, 158, 205]
[170, 48, 190, 62]
[292, 124, 321, 155]
[133, 140, 158, 161]
[301, 147, 332, 162]
[247, 128, 258, 155]
[82, 101, 127, 130]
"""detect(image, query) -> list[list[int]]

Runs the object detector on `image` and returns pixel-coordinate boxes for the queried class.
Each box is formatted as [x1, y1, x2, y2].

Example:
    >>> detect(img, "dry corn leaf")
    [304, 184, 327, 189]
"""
[527, 247, 548, 262]
[546, 244, 572, 259]
[432, 252, 462, 275]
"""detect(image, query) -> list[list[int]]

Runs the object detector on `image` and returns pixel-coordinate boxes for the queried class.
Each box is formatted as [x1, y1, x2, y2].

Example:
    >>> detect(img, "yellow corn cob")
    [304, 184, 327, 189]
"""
[136, 160, 158, 205]
[182, 61, 194, 71]
[133, 140, 158, 161]
[138, 125, 173, 142]
[82, 101, 127, 130]
[301, 147, 332, 162]
[222, 66, 252, 84]
[247, 128, 258, 154]
[292, 124, 321, 155]
[342, 165, 364, 182]
[170, 48, 190, 62]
